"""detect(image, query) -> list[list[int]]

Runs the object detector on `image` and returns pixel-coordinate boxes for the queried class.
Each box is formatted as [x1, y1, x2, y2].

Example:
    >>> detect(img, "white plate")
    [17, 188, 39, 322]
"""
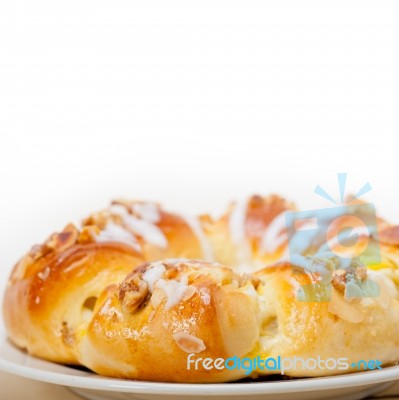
[0, 324, 398, 400]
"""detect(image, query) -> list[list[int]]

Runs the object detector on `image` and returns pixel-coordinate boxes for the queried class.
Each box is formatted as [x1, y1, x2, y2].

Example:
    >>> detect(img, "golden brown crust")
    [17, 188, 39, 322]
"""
[203, 195, 294, 271]
[78, 260, 260, 382]
[4, 241, 144, 363]
[254, 262, 399, 377]
[3, 200, 209, 366]
[4, 195, 399, 382]
[83, 200, 205, 260]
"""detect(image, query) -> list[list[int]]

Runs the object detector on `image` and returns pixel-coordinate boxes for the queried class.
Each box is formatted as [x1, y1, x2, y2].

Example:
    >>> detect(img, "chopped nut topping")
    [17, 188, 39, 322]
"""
[46, 223, 78, 252]
[119, 274, 149, 313]
[331, 265, 368, 293]
[21, 224, 79, 274]
[78, 225, 100, 244]
[82, 211, 110, 230]
[355, 266, 367, 281]
[61, 322, 74, 346]
[29, 244, 52, 260]
[37, 266, 51, 281]
[332, 272, 346, 293]
[172, 332, 206, 353]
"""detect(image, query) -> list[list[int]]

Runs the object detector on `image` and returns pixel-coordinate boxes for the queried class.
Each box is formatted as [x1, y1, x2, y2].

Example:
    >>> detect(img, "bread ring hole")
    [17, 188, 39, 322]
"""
[261, 316, 278, 337]
[81, 296, 98, 322]
[259, 315, 279, 352]
[83, 296, 97, 311]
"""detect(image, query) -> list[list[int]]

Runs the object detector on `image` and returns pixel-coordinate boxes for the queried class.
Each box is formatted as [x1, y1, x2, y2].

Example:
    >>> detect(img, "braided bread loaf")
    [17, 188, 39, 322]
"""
[3, 196, 399, 382]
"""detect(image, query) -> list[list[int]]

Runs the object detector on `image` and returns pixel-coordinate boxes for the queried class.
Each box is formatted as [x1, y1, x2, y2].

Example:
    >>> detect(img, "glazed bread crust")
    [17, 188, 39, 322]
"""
[4, 196, 399, 382]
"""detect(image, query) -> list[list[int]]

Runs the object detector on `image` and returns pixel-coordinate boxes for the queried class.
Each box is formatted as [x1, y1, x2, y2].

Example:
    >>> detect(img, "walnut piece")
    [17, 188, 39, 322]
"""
[46, 223, 78, 252]
[78, 225, 100, 244]
[331, 265, 368, 293]
[332, 272, 346, 293]
[119, 274, 149, 313]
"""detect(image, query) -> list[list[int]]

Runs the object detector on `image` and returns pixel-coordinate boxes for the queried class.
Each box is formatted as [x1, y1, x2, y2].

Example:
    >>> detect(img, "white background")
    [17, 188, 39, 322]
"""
[0, 0, 398, 290]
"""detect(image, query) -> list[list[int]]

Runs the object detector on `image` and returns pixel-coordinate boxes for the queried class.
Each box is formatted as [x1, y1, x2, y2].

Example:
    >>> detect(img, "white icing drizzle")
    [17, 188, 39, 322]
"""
[109, 204, 130, 218]
[155, 279, 189, 310]
[142, 262, 166, 292]
[110, 202, 168, 249]
[96, 222, 141, 251]
[260, 212, 287, 253]
[183, 214, 214, 261]
[132, 202, 160, 223]
[228, 198, 252, 265]
[143, 261, 194, 310]
[123, 215, 168, 249]
[229, 198, 248, 244]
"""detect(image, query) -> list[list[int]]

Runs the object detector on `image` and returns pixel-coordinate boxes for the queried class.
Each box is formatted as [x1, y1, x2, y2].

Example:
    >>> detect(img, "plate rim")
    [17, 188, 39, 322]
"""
[1, 336, 399, 396]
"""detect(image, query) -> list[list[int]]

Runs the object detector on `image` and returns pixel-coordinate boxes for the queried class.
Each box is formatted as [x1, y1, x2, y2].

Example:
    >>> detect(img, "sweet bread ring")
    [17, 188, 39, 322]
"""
[254, 259, 399, 377]
[3, 195, 399, 383]
[3, 227, 144, 364]
[76, 257, 399, 382]
[3, 200, 208, 365]
[203, 194, 294, 271]
[78, 259, 260, 382]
